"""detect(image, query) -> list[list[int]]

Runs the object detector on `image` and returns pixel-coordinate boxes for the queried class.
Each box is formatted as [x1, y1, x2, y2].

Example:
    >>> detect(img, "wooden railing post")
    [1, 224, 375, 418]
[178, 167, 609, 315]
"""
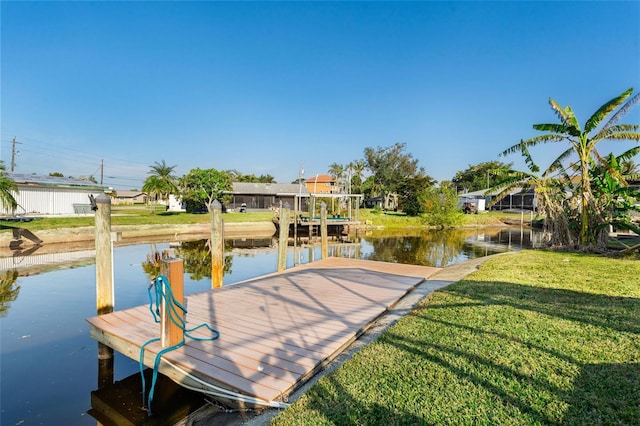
[277, 202, 291, 272]
[210, 200, 224, 288]
[161, 258, 184, 347]
[320, 201, 328, 259]
[94, 193, 114, 361]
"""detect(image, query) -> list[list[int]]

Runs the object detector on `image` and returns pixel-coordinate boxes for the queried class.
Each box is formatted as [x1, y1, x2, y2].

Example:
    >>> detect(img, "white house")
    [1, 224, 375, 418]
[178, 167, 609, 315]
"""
[1, 173, 108, 216]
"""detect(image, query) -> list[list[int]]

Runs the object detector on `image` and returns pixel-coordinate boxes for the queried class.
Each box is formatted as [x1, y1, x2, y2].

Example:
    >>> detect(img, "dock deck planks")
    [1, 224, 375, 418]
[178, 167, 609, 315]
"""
[87, 257, 441, 404]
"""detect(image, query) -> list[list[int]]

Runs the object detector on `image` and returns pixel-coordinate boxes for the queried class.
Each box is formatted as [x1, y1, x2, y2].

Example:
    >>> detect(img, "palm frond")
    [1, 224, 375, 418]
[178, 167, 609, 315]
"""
[598, 91, 640, 132]
[600, 132, 640, 142]
[625, 172, 640, 181]
[549, 98, 574, 127]
[617, 146, 640, 162]
[592, 148, 607, 165]
[602, 124, 639, 133]
[547, 147, 575, 173]
[592, 149, 628, 183]
[518, 141, 540, 173]
[546, 101, 581, 136]
[532, 123, 570, 133]
[585, 88, 634, 134]
[500, 134, 567, 157]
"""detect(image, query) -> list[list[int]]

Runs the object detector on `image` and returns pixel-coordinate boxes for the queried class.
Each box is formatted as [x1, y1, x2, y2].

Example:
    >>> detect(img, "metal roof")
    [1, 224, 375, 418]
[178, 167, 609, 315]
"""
[7, 172, 107, 189]
[228, 182, 309, 195]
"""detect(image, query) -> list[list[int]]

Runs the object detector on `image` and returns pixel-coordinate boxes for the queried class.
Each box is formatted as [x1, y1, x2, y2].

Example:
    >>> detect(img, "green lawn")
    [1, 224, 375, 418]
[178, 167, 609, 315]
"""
[0, 206, 275, 232]
[271, 250, 640, 425]
[0, 207, 516, 233]
[358, 209, 516, 228]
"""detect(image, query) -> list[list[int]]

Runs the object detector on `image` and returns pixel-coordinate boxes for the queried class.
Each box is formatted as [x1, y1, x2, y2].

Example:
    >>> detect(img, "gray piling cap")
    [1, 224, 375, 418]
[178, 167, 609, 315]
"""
[95, 193, 111, 204]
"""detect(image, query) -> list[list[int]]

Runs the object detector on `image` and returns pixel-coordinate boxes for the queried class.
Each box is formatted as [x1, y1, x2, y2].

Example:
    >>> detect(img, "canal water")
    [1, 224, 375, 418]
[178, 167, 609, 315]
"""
[0, 227, 542, 425]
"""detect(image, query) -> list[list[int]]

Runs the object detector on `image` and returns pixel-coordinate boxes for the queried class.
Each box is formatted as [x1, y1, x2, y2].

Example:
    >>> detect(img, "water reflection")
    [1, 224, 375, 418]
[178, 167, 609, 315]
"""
[0, 269, 20, 317]
[362, 229, 469, 267]
[0, 227, 541, 425]
[176, 239, 233, 280]
[359, 227, 542, 267]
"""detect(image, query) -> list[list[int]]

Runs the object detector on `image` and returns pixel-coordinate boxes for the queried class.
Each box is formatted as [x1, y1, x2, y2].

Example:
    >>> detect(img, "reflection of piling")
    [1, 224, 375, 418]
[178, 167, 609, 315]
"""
[94, 194, 114, 362]
[161, 258, 184, 347]
[210, 200, 224, 288]
[97, 357, 114, 390]
[320, 202, 328, 259]
[277, 203, 291, 272]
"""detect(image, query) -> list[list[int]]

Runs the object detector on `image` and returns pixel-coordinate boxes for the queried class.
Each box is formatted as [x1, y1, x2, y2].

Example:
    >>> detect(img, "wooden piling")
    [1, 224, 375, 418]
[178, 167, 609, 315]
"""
[293, 195, 298, 266]
[161, 258, 184, 347]
[94, 194, 114, 361]
[277, 203, 291, 272]
[95, 194, 113, 315]
[210, 200, 224, 288]
[320, 201, 328, 259]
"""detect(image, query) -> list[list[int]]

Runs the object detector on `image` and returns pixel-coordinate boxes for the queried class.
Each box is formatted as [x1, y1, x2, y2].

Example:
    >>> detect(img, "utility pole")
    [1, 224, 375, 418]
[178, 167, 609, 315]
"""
[10, 137, 21, 172]
[100, 159, 104, 185]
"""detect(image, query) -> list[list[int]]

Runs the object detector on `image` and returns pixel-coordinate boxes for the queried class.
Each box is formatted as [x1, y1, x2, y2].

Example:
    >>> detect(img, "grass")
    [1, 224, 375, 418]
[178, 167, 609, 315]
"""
[271, 250, 640, 425]
[0, 206, 275, 232]
[0, 207, 517, 233]
[358, 209, 524, 228]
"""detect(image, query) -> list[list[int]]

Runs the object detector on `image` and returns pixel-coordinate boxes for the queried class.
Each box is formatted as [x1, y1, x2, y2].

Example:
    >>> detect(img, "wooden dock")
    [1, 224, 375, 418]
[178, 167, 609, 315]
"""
[87, 258, 440, 406]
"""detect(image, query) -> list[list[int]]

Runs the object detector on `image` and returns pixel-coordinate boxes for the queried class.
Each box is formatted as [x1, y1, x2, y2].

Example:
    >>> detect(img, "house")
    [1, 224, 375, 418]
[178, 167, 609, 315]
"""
[304, 174, 338, 194]
[459, 188, 536, 212]
[1, 173, 108, 216]
[224, 182, 310, 212]
[111, 189, 147, 205]
[364, 194, 398, 211]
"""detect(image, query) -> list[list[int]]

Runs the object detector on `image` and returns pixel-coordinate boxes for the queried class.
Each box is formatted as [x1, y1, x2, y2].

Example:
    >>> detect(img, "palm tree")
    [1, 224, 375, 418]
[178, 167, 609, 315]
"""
[502, 88, 640, 247]
[0, 162, 17, 213]
[328, 162, 346, 193]
[142, 160, 178, 211]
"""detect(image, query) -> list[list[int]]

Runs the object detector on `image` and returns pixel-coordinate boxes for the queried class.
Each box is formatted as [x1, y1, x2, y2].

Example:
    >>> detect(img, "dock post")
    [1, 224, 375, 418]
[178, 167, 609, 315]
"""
[310, 196, 316, 242]
[161, 258, 184, 347]
[320, 201, 328, 259]
[210, 200, 224, 288]
[277, 202, 291, 271]
[293, 195, 298, 266]
[94, 193, 114, 362]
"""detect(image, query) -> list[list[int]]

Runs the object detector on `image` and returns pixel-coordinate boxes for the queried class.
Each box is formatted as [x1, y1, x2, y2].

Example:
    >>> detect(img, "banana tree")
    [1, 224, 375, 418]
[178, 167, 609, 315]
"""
[590, 147, 640, 236]
[502, 88, 640, 248]
[491, 142, 578, 246]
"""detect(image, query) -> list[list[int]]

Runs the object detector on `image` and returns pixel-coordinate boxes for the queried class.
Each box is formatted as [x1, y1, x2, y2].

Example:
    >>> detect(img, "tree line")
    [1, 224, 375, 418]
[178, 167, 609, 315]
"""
[1, 88, 638, 251]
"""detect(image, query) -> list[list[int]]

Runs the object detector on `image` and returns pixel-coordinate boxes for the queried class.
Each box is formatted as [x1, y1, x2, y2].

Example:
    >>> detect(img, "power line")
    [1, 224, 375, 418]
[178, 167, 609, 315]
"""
[2, 135, 192, 188]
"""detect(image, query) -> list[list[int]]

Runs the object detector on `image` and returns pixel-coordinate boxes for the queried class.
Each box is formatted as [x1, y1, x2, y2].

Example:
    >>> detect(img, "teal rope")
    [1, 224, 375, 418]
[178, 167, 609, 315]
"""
[140, 275, 220, 415]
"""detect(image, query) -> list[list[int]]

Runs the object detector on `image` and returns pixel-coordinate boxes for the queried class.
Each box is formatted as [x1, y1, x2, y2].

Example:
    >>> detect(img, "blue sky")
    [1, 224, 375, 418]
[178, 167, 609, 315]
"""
[1, 1, 639, 189]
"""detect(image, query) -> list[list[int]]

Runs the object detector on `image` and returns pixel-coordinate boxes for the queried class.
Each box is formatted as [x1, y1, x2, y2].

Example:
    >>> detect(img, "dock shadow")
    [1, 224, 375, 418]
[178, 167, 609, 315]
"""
[88, 368, 207, 426]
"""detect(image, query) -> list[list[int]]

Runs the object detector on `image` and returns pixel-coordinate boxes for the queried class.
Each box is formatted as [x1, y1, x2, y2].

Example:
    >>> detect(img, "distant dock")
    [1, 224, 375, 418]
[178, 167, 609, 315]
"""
[87, 258, 440, 407]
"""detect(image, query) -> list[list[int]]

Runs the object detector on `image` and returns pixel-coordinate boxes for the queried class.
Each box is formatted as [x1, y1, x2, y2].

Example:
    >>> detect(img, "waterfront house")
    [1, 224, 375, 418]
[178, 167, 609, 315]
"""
[225, 182, 310, 212]
[304, 174, 338, 194]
